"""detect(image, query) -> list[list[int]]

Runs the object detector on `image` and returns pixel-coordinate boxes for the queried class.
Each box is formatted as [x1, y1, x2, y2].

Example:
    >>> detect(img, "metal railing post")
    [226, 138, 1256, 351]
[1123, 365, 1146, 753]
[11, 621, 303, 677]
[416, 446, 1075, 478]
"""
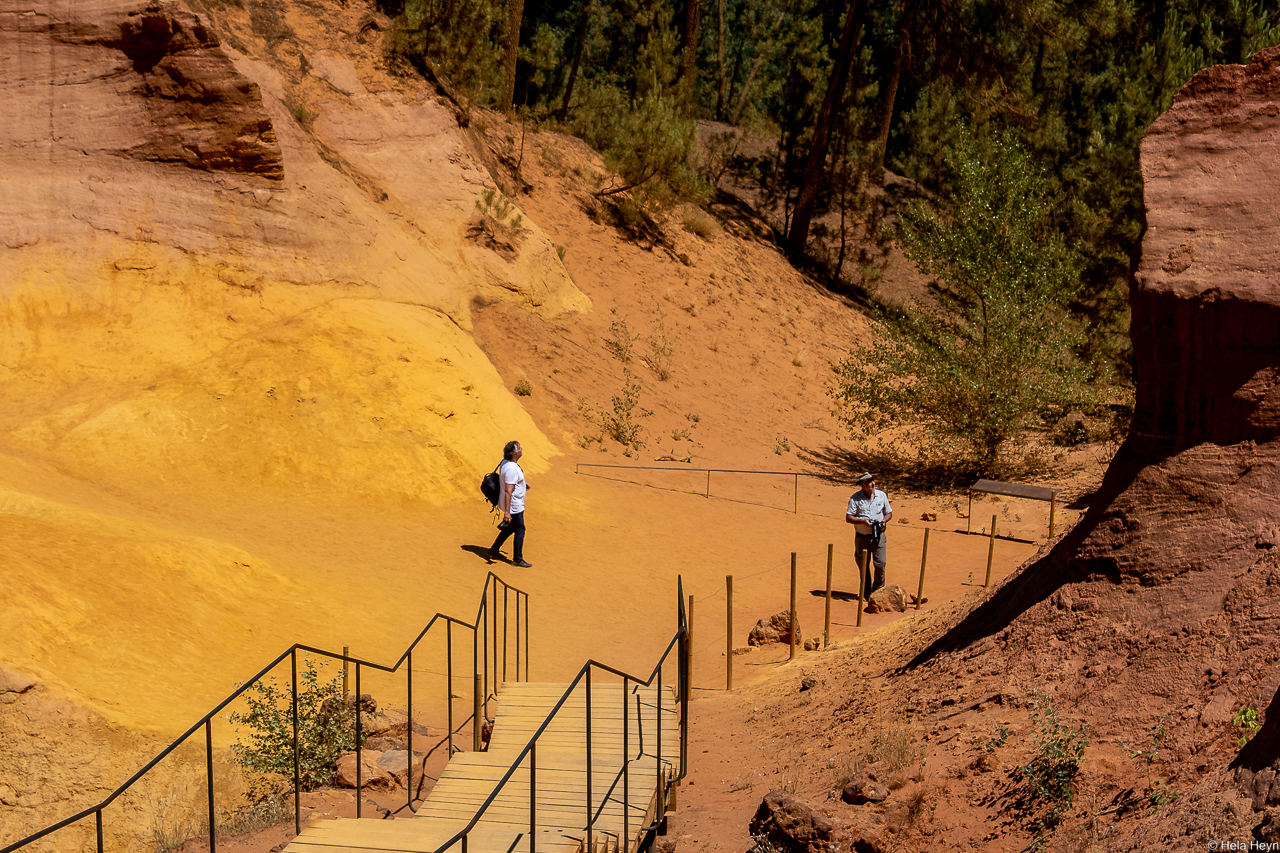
[355, 663, 363, 818]
[623, 675, 631, 850]
[291, 649, 301, 834]
[447, 620, 455, 756]
[585, 668, 593, 849]
[515, 591, 522, 683]
[205, 719, 216, 853]
[503, 584, 509, 685]
[407, 649, 414, 812]
[95, 810, 103, 853]
[473, 673, 482, 752]
[529, 741, 537, 853]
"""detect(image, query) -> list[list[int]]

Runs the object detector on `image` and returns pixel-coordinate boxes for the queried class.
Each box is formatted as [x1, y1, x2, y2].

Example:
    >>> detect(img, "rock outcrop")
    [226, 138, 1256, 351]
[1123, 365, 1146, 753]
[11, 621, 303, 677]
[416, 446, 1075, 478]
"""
[6, 0, 282, 177]
[902, 44, 1280, 846]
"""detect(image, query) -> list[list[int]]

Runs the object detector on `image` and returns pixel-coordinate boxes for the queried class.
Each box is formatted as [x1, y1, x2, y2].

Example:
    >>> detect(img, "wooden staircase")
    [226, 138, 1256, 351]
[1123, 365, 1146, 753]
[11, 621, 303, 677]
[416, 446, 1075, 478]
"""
[284, 681, 680, 853]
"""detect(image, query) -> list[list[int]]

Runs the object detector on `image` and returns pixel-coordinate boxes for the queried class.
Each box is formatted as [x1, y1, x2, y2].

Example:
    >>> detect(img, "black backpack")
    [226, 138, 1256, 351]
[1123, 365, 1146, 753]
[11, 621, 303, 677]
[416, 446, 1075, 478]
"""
[480, 461, 504, 507]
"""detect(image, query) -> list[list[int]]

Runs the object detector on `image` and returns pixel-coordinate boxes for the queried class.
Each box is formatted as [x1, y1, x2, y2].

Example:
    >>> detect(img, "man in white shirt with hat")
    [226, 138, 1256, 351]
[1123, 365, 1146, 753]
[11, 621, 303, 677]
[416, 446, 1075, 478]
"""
[846, 472, 893, 593]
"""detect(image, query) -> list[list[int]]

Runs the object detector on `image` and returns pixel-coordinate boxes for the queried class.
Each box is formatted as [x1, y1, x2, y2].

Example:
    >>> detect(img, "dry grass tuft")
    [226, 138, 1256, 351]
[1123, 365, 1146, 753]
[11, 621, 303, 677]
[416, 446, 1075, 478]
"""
[682, 206, 721, 240]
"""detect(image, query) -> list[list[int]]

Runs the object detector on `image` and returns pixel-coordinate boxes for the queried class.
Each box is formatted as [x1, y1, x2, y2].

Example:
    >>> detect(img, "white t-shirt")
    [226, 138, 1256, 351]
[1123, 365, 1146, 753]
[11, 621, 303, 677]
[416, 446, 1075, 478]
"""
[500, 460, 527, 514]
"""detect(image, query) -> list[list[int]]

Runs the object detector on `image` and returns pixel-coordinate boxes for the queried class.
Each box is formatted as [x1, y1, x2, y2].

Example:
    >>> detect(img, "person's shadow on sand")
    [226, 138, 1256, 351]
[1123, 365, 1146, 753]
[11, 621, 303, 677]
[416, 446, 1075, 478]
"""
[809, 588, 861, 601]
[461, 544, 503, 563]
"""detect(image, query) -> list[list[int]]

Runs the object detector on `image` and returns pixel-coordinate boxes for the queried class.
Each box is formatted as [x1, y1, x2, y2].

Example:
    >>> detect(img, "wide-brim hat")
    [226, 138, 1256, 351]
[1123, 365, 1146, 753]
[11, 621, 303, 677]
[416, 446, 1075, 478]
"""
[855, 472, 875, 484]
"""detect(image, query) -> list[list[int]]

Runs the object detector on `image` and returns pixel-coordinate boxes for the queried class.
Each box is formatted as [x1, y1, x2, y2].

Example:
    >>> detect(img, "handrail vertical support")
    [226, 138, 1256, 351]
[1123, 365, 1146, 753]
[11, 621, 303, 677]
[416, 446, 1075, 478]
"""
[524, 594, 530, 681]
[686, 595, 694, 693]
[473, 673, 483, 752]
[515, 591, 522, 683]
[529, 741, 537, 853]
[585, 668, 593, 849]
[291, 649, 301, 835]
[355, 663, 363, 818]
[407, 649, 414, 813]
[205, 719, 216, 853]
[95, 810, 103, 853]
[623, 675, 630, 850]
[447, 620, 455, 756]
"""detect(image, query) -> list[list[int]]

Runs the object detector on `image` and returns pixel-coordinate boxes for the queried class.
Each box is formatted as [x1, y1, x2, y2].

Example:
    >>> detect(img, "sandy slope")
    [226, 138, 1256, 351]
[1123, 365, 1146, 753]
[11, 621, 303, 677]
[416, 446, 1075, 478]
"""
[0, 1, 1097, 848]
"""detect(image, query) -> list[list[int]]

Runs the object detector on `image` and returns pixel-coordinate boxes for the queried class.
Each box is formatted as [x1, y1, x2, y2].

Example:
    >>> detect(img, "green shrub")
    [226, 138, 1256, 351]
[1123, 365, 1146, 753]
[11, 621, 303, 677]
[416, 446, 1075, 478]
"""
[228, 660, 369, 791]
[1236, 706, 1261, 747]
[1018, 691, 1089, 833]
[514, 379, 532, 396]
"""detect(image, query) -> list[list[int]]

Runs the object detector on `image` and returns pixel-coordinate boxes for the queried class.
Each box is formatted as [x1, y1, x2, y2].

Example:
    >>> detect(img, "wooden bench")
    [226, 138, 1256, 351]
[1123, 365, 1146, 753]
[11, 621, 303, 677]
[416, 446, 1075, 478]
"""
[967, 479, 1059, 538]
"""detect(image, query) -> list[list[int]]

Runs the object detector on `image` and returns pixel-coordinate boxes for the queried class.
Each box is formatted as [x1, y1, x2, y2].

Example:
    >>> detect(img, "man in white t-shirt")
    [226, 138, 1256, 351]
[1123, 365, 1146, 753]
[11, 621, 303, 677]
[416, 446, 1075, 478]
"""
[846, 472, 892, 592]
[489, 440, 532, 568]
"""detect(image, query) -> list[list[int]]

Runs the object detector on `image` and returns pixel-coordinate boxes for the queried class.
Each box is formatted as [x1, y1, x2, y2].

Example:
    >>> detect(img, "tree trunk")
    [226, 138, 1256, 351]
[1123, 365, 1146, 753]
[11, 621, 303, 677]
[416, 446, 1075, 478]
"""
[870, 1, 911, 183]
[500, 0, 525, 111]
[715, 0, 727, 118]
[559, 0, 591, 122]
[785, 0, 866, 260]
[682, 0, 703, 87]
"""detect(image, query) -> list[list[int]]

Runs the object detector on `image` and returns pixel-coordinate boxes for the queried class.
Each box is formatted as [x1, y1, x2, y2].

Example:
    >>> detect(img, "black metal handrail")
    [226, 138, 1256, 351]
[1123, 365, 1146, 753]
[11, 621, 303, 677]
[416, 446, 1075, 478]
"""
[1, 571, 529, 853]
[430, 576, 689, 853]
[575, 462, 839, 514]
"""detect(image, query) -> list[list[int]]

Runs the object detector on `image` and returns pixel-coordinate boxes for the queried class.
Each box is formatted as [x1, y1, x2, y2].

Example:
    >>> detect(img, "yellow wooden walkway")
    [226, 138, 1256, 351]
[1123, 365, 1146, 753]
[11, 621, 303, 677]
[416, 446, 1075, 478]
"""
[285, 682, 680, 853]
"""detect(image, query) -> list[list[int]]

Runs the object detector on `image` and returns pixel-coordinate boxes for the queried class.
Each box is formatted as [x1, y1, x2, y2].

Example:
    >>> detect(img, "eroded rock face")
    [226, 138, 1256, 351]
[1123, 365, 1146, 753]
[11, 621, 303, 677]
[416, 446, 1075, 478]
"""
[3, 0, 281, 177]
[905, 45, 1280, 839]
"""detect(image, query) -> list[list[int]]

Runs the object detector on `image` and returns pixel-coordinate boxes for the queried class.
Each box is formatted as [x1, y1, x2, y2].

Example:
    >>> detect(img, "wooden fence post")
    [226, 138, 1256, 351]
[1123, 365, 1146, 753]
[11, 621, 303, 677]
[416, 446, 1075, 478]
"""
[916, 530, 930, 610]
[985, 514, 997, 586]
[824, 544, 833, 648]
[789, 552, 797, 660]
[726, 576, 733, 692]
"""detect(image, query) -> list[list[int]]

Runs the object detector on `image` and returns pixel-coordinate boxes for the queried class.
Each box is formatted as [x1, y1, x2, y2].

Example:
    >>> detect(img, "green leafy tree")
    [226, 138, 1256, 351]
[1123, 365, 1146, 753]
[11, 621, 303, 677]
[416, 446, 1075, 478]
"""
[831, 130, 1095, 474]
[228, 660, 367, 791]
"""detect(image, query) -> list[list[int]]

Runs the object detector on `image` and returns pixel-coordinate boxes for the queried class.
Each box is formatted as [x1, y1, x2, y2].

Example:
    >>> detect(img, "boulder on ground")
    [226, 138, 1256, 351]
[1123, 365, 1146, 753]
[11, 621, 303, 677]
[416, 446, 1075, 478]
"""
[748, 790, 837, 853]
[363, 736, 405, 752]
[841, 772, 890, 805]
[749, 611, 801, 646]
[864, 585, 907, 614]
[376, 750, 423, 789]
[334, 751, 396, 790]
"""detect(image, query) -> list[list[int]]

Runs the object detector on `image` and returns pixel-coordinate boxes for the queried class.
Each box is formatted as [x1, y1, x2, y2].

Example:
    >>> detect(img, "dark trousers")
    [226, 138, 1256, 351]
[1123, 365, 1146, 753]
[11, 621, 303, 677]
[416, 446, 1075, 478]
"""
[855, 531, 887, 592]
[490, 511, 526, 562]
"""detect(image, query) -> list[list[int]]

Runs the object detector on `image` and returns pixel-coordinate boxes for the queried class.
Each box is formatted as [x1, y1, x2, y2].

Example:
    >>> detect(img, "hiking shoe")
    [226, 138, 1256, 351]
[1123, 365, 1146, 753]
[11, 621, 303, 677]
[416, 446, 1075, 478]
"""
[514, 559, 533, 568]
